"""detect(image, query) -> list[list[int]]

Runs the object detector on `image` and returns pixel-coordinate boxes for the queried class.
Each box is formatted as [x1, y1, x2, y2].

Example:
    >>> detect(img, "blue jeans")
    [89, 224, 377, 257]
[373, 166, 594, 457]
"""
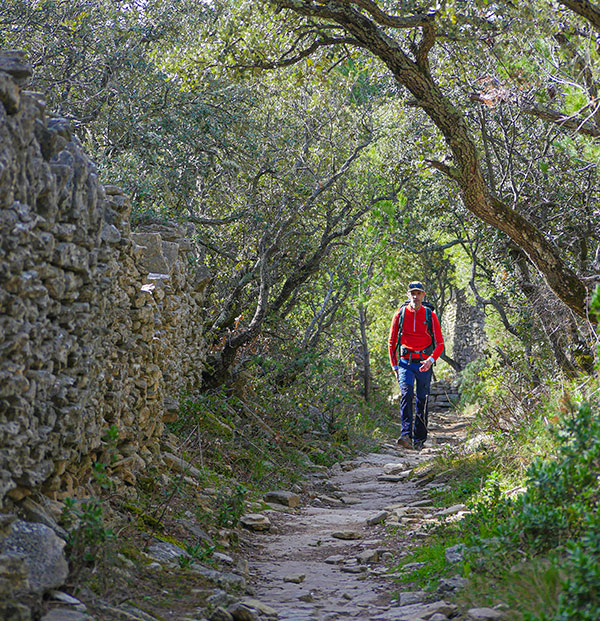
[397, 361, 432, 443]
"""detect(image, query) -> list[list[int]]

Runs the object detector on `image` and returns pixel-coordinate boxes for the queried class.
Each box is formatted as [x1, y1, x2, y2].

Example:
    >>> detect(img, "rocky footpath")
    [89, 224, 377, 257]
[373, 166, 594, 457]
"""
[232, 408, 506, 621]
[4, 404, 509, 621]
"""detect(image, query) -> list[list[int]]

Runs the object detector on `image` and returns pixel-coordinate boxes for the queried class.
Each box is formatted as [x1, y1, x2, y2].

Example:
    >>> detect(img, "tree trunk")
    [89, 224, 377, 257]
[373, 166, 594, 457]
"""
[272, 1, 590, 318]
[358, 304, 371, 401]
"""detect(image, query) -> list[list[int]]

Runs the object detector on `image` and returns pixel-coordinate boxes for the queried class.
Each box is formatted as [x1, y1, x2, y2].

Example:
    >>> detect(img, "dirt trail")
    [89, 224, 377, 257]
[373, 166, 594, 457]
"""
[242, 410, 468, 620]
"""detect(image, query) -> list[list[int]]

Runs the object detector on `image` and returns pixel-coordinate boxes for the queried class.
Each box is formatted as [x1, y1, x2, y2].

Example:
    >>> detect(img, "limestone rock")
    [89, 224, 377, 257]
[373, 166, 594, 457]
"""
[48, 590, 86, 611]
[357, 549, 380, 564]
[228, 598, 278, 620]
[18, 498, 67, 538]
[0, 514, 17, 538]
[377, 474, 406, 482]
[0, 520, 68, 593]
[331, 530, 362, 540]
[444, 543, 466, 564]
[0, 51, 32, 82]
[283, 573, 305, 583]
[146, 541, 186, 563]
[207, 590, 238, 609]
[162, 453, 203, 480]
[340, 565, 365, 574]
[375, 600, 457, 620]
[0, 553, 29, 597]
[240, 514, 271, 532]
[397, 591, 427, 606]
[466, 607, 506, 620]
[131, 232, 172, 274]
[263, 491, 300, 508]
[383, 462, 410, 475]
[0, 71, 20, 114]
[191, 565, 246, 590]
[436, 504, 467, 517]
[240, 598, 278, 617]
[210, 607, 234, 621]
[0, 600, 32, 621]
[437, 575, 469, 594]
[367, 510, 389, 526]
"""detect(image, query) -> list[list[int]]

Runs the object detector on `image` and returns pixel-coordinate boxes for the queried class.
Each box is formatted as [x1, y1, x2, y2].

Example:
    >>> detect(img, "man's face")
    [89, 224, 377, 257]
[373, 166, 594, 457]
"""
[407, 289, 425, 309]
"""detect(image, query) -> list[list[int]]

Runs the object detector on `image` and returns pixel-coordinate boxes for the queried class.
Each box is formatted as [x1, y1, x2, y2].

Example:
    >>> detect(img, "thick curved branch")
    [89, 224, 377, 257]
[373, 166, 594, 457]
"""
[522, 102, 600, 138]
[238, 34, 360, 69]
[559, 0, 600, 32]
[339, 0, 434, 28]
[415, 21, 436, 70]
[425, 158, 461, 180]
[391, 239, 466, 253]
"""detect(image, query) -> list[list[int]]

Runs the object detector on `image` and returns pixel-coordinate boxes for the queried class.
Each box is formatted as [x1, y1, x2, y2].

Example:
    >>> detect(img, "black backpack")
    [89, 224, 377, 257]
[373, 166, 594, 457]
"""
[397, 300, 436, 358]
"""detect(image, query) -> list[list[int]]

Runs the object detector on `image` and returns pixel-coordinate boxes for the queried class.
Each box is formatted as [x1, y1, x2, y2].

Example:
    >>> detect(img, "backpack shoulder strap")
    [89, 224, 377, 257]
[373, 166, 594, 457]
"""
[397, 303, 407, 355]
[398, 302, 408, 335]
[425, 306, 432, 335]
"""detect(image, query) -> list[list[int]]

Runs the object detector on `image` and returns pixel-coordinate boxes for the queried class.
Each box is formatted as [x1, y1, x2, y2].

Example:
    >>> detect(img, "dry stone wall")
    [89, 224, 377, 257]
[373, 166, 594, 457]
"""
[0, 51, 209, 508]
[441, 287, 487, 370]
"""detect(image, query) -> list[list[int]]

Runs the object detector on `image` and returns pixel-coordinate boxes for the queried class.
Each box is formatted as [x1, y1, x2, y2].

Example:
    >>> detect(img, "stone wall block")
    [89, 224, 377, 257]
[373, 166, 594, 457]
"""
[0, 60, 209, 513]
[131, 232, 171, 274]
[0, 71, 20, 114]
[0, 520, 68, 594]
[0, 51, 32, 84]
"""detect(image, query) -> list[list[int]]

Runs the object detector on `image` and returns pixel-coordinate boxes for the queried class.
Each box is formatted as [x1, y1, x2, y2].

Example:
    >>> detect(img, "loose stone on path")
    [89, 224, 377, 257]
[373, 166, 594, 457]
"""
[366, 510, 389, 526]
[331, 530, 363, 540]
[240, 513, 271, 532]
[264, 491, 301, 508]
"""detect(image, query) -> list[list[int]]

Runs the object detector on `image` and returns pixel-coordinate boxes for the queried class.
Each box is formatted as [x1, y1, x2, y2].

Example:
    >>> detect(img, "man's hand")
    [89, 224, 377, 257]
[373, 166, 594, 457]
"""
[419, 358, 434, 372]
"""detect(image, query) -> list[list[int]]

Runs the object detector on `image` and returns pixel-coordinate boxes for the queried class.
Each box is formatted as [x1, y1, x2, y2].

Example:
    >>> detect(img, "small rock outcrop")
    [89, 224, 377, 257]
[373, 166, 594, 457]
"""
[0, 520, 69, 593]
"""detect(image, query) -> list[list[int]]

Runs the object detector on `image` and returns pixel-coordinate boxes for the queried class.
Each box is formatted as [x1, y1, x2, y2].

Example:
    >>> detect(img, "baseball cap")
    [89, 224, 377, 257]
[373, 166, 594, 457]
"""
[407, 281, 426, 292]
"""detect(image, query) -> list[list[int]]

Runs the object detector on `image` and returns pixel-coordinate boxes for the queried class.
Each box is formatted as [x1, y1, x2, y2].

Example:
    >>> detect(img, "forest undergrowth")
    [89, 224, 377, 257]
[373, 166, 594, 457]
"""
[397, 360, 600, 621]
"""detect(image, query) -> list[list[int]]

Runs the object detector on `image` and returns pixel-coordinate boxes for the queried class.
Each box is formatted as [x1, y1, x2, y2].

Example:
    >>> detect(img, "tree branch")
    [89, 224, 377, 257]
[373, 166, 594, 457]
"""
[425, 159, 461, 180]
[521, 102, 600, 138]
[338, 0, 434, 29]
[187, 212, 248, 225]
[559, 0, 600, 33]
[238, 35, 361, 70]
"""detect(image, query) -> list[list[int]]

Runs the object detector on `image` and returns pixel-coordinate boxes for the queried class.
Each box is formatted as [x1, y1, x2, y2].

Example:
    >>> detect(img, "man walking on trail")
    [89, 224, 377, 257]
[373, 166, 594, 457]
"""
[388, 281, 444, 451]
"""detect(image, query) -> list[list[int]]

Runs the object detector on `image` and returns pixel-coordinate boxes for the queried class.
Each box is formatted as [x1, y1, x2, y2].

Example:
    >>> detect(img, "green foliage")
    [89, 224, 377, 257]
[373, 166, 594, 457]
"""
[61, 497, 115, 578]
[215, 484, 247, 528]
[92, 425, 120, 489]
[394, 532, 461, 589]
[458, 354, 551, 434]
[178, 541, 216, 569]
[444, 379, 600, 618]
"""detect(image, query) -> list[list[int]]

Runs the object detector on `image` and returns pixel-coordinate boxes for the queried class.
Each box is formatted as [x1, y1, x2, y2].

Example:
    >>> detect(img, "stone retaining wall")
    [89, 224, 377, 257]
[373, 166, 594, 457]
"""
[441, 287, 487, 370]
[0, 51, 209, 508]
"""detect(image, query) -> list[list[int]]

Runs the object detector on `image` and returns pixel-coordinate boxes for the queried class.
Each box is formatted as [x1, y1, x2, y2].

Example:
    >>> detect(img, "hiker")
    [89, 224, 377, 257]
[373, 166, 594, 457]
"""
[388, 281, 444, 450]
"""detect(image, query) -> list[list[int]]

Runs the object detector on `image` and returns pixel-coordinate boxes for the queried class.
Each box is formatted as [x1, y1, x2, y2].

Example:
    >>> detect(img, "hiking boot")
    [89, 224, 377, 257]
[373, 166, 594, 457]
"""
[397, 436, 413, 450]
[413, 440, 425, 451]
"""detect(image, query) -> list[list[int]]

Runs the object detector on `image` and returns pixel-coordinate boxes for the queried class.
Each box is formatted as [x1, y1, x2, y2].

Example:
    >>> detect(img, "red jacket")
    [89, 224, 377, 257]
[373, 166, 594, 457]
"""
[388, 304, 444, 369]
